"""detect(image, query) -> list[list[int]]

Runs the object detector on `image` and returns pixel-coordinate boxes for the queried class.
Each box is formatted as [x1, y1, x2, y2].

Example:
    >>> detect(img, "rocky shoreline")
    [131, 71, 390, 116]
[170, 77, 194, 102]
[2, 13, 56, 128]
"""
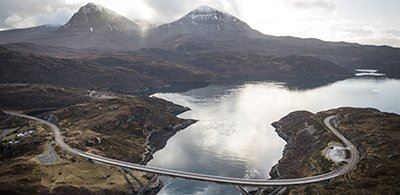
[141, 118, 197, 164]
[0, 84, 197, 194]
[255, 107, 400, 194]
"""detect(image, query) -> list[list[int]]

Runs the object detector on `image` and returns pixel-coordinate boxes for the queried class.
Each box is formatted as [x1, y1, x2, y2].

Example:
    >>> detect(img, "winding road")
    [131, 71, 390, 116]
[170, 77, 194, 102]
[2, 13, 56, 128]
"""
[4, 111, 359, 186]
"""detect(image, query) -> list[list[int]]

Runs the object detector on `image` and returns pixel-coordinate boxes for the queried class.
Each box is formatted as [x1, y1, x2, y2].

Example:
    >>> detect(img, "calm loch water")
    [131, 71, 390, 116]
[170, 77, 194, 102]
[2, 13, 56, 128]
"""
[148, 78, 400, 195]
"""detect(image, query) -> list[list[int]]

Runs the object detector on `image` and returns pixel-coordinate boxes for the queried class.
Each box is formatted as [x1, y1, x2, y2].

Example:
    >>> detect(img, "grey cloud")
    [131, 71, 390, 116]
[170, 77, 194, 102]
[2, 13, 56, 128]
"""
[0, 0, 76, 28]
[145, 0, 210, 23]
[0, 0, 240, 29]
[359, 37, 400, 47]
[144, 0, 241, 23]
[209, 0, 241, 17]
[344, 29, 373, 37]
[289, 0, 335, 11]
[384, 29, 400, 37]
[146, 0, 193, 16]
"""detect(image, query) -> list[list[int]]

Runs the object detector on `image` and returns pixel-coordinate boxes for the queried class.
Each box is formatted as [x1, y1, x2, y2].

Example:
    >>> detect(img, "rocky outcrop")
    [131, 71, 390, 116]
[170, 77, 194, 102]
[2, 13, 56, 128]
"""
[268, 110, 335, 180]
[257, 107, 400, 194]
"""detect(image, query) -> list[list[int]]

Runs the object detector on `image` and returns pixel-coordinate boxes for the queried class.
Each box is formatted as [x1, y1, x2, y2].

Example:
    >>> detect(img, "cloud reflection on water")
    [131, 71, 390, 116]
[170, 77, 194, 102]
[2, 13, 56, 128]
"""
[149, 78, 400, 195]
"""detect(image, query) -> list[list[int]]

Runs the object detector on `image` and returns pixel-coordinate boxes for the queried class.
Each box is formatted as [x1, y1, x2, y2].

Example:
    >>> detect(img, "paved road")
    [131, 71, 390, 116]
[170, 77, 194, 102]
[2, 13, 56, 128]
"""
[4, 111, 360, 186]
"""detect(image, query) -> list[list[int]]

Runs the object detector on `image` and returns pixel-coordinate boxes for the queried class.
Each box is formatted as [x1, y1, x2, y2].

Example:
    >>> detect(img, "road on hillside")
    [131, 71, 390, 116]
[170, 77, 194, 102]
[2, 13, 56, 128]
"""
[4, 111, 359, 186]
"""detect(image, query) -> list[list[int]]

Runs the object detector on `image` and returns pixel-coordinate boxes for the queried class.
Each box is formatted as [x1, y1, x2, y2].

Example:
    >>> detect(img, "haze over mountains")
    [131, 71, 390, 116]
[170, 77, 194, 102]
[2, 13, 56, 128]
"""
[1, 3, 400, 93]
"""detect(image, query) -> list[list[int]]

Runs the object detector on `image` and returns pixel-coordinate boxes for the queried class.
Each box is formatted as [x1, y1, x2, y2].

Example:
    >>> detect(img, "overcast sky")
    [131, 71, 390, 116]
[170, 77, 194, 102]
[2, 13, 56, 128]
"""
[1, 0, 399, 47]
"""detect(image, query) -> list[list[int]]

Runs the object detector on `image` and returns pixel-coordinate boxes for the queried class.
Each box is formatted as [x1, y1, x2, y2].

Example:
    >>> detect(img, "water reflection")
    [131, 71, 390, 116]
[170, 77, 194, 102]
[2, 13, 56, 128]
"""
[148, 78, 400, 195]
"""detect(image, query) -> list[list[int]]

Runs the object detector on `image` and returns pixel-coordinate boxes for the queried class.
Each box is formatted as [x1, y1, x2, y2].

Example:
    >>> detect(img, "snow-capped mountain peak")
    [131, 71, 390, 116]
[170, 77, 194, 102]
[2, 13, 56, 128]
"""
[150, 5, 264, 41]
[185, 5, 237, 22]
[192, 5, 218, 13]
[80, 3, 106, 13]
[56, 3, 140, 34]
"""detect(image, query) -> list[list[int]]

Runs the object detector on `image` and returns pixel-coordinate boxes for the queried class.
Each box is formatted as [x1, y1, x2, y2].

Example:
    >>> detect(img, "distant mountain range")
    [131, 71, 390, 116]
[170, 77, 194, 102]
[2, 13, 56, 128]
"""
[0, 3, 399, 93]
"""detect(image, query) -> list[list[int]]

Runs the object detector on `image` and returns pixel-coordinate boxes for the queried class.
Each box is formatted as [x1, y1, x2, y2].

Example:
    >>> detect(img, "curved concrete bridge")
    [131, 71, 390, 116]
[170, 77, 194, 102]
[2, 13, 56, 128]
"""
[4, 111, 360, 186]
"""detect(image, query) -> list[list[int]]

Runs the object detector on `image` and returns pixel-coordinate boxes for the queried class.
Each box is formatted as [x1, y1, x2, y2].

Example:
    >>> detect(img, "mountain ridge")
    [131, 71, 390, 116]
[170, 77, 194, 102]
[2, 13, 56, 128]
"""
[0, 3, 399, 77]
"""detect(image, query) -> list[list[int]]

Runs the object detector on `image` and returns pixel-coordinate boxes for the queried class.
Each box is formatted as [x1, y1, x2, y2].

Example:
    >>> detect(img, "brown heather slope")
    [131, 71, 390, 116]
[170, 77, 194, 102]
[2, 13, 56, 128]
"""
[50, 95, 195, 163]
[0, 84, 194, 194]
[0, 118, 131, 194]
[0, 84, 91, 111]
[1, 43, 352, 87]
[187, 53, 351, 81]
[0, 47, 212, 94]
[256, 107, 400, 194]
